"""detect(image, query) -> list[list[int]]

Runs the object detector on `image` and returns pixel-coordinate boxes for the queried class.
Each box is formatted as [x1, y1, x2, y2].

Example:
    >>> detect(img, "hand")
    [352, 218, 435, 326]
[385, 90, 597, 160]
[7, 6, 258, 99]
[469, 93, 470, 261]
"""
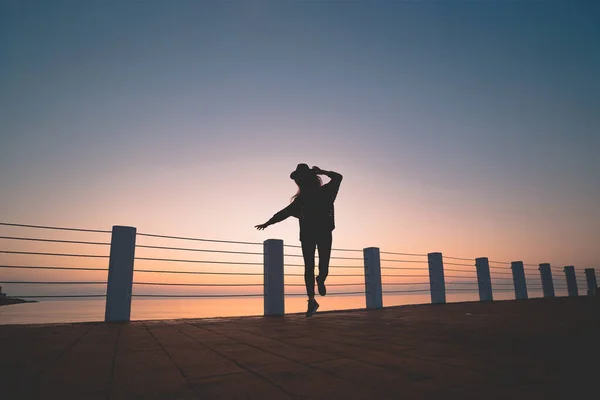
[255, 223, 269, 230]
[312, 166, 323, 174]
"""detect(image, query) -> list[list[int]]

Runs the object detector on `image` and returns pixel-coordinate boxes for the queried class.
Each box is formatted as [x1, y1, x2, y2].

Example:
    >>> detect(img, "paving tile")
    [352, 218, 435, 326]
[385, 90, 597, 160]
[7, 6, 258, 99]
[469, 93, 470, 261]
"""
[255, 363, 393, 399]
[0, 323, 95, 382]
[189, 372, 291, 399]
[209, 329, 340, 364]
[118, 321, 161, 353]
[37, 323, 119, 399]
[149, 324, 245, 380]
[111, 348, 194, 399]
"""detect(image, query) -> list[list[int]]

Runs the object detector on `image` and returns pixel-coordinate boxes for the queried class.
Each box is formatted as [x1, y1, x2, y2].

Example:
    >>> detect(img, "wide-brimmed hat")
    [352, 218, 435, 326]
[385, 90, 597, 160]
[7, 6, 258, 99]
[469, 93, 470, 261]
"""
[290, 163, 314, 180]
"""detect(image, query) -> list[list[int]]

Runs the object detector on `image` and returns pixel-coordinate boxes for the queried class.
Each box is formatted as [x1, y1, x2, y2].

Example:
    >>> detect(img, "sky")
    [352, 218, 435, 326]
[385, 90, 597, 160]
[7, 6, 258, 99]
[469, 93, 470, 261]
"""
[1, 1, 599, 296]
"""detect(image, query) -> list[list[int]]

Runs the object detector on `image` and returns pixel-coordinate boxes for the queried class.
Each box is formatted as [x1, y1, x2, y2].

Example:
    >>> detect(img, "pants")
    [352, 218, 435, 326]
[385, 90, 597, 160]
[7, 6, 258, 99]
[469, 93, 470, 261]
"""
[301, 232, 333, 298]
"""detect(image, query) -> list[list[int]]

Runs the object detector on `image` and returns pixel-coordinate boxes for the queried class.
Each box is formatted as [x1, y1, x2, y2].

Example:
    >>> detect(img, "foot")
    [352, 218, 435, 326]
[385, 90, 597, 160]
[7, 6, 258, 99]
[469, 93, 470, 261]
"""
[306, 299, 319, 317]
[316, 276, 327, 296]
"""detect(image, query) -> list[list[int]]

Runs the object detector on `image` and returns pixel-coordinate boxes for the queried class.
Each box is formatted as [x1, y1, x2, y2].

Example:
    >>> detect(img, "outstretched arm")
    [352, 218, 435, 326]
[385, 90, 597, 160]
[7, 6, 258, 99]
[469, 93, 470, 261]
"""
[255, 203, 296, 230]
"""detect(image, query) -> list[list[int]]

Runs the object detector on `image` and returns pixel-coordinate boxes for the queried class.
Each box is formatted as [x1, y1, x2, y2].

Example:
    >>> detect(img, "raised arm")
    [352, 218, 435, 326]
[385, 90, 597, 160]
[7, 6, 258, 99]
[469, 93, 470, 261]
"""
[255, 201, 298, 230]
[312, 166, 343, 200]
[314, 167, 343, 184]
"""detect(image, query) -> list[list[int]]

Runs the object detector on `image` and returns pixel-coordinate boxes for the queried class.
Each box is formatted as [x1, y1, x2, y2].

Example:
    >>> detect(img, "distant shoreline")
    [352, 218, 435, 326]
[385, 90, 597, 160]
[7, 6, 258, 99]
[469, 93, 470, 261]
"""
[0, 297, 38, 306]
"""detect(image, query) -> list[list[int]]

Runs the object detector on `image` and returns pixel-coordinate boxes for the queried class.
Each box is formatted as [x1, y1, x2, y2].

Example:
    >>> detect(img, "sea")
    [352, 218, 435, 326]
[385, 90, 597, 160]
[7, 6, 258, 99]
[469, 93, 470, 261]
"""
[0, 290, 552, 325]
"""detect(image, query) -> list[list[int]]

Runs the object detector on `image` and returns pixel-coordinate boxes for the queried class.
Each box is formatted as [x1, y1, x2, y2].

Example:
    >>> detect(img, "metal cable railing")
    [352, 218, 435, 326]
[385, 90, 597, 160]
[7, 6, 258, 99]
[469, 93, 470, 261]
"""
[133, 229, 263, 298]
[380, 250, 428, 302]
[4, 294, 107, 298]
[372, 250, 428, 297]
[1, 223, 111, 299]
[133, 231, 371, 300]
[136, 244, 262, 256]
[132, 229, 265, 297]
[0, 281, 106, 285]
[282, 254, 365, 261]
[0, 250, 109, 258]
[283, 243, 363, 252]
[0, 236, 111, 246]
[444, 268, 476, 273]
[444, 262, 474, 267]
[136, 269, 262, 276]
[381, 258, 428, 264]
[132, 293, 264, 298]
[444, 255, 474, 261]
[0, 265, 107, 271]
[380, 250, 427, 257]
[285, 262, 364, 269]
[383, 289, 430, 294]
[135, 257, 262, 265]
[129, 291, 368, 298]
[0, 222, 111, 234]
[2, 221, 596, 320]
[136, 231, 262, 246]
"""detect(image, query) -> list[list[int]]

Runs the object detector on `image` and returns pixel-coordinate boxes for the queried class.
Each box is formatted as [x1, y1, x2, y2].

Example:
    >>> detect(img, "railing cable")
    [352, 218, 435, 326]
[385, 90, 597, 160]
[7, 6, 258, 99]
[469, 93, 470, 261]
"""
[0, 265, 107, 271]
[135, 269, 263, 276]
[444, 256, 474, 261]
[0, 281, 105, 285]
[135, 244, 262, 256]
[383, 289, 430, 294]
[283, 243, 362, 252]
[0, 236, 110, 246]
[0, 222, 110, 234]
[0, 250, 108, 258]
[136, 232, 261, 246]
[135, 257, 262, 266]
[9, 294, 106, 298]
[444, 268, 476, 273]
[380, 251, 427, 257]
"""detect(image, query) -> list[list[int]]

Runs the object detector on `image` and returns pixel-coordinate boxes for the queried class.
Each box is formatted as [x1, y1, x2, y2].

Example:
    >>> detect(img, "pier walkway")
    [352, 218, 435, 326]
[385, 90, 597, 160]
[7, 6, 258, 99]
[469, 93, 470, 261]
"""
[1, 297, 598, 399]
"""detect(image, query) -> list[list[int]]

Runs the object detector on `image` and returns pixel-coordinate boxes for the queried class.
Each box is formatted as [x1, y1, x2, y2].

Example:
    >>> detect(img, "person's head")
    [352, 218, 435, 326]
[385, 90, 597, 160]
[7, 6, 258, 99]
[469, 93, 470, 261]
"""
[290, 163, 322, 200]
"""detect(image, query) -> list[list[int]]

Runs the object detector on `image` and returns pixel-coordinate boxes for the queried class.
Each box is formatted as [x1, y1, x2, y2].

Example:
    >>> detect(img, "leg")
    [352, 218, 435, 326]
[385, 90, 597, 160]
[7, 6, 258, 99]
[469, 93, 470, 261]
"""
[315, 232, 332, 296]
[317, 232, 333, 281]
[301, 239, 317, 299]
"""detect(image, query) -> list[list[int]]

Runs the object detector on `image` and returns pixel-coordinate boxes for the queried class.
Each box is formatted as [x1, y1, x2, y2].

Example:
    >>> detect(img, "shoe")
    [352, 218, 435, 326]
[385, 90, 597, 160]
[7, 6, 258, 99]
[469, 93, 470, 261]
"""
[306, 299, 319, 318]
[316, 276, 327, 296]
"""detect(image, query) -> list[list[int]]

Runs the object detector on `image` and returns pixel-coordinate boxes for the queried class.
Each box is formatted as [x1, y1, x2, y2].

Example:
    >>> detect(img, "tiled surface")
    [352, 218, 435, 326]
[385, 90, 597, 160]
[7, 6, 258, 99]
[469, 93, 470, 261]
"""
[1, 297, 598, 399]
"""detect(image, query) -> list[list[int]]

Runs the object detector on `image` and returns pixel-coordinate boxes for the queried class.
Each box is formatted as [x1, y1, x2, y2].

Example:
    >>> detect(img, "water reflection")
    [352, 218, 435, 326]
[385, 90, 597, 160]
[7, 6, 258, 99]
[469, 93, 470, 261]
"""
[0, 290, 552, 325]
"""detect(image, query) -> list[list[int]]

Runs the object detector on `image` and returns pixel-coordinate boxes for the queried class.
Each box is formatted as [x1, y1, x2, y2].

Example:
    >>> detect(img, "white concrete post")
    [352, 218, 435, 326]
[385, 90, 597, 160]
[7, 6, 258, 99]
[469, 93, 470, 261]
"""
[428, 252, 446, 304]
[264, 239, 284, 316]
[511, 261, 528, 300]
[538, 263, 555, 298]
[105, 226, 137, 322]
[475, 257, 493, 301]
[584, 268, 597, 296]
[363, 247, 383, 309]
[564, 266, 578, 297]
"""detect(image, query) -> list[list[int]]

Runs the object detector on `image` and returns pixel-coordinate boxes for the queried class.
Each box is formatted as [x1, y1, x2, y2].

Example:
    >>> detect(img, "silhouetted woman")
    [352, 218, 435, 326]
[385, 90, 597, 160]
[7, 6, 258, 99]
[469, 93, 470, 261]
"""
[255, 164, 343, 317]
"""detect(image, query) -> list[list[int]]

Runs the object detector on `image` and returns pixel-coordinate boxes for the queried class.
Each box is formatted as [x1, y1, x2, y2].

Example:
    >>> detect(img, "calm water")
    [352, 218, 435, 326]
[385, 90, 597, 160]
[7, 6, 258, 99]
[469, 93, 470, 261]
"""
[0, 290, 548, 325]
